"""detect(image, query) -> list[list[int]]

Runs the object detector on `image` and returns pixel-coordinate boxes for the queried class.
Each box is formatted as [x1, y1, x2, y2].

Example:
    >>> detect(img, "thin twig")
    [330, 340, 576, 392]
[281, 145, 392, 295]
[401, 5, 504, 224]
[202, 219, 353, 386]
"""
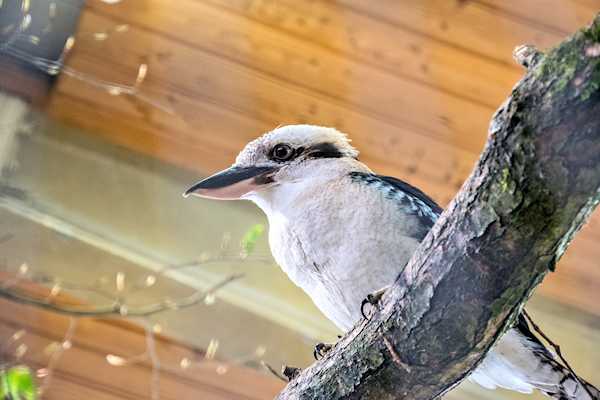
[39, 317, 77, 396]
[161, 254, 272, 274]
[261, 361, 287, 382]
[32, 274, 117, 302]
[512, 44, 543, 69]
[382, 334, 411, 373]
[282, 365, 302, 381]
[124, 254, 270, 294]
[522, 309, 595, 399]
[0, 273, 243, 317]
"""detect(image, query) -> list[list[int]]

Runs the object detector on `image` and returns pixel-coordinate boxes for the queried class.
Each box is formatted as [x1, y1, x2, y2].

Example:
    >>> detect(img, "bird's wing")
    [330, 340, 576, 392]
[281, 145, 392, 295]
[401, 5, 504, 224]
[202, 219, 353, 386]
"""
[375, 174, 443, 217]
[349, 172, 442, 240]
[349, 173, 599, 399]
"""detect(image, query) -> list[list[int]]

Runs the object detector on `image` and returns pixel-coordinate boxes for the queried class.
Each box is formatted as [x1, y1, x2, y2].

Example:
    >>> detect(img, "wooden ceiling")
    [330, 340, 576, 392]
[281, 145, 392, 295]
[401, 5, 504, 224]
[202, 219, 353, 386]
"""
[45, 1, 600, 317]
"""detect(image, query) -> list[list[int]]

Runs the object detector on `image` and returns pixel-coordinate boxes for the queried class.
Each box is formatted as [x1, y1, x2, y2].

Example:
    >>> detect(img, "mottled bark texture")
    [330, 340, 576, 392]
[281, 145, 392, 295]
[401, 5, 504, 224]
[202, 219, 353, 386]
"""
[276, 14, 600, 400]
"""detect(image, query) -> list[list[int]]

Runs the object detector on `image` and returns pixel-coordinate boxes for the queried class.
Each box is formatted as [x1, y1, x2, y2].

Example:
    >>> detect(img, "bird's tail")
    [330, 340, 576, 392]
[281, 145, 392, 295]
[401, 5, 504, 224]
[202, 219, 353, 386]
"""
[530, 345, 599, 400]
[469, 314, 599, 400]
[519, 312, 599, 400]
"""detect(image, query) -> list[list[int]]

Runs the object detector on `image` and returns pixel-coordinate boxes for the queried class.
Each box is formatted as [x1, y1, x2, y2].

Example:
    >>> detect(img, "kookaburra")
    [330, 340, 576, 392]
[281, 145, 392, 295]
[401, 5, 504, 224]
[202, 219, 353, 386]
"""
[184, 125, 598, 400]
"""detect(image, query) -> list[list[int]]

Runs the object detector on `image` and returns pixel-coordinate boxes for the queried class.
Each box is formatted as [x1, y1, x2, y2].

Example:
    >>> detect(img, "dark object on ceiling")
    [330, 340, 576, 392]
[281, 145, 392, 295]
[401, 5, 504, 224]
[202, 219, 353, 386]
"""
[0, 0, 84, 102]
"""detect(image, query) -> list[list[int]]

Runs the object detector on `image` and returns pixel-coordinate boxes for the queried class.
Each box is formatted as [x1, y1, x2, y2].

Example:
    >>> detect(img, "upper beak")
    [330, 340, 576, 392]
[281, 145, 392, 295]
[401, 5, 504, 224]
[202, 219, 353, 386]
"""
[183, 166, 278, 200]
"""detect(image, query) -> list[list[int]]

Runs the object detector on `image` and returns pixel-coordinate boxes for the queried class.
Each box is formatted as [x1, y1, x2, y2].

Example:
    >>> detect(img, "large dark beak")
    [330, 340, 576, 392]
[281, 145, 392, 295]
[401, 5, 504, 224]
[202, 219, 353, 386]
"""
[183, 166, 277, 200]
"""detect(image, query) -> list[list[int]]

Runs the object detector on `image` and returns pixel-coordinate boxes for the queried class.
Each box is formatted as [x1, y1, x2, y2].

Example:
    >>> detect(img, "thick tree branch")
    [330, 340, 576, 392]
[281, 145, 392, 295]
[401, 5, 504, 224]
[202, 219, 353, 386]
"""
[277, 13, 600, 400]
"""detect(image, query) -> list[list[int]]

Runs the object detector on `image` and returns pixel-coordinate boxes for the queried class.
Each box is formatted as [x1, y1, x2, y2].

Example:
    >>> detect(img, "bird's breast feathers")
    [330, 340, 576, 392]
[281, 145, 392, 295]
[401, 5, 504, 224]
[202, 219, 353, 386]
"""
[265, 171, 439, 330]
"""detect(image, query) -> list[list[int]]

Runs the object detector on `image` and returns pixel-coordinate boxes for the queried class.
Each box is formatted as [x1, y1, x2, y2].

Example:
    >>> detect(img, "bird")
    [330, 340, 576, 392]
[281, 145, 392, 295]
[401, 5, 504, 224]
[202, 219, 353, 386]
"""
[184, 124, 599, 400]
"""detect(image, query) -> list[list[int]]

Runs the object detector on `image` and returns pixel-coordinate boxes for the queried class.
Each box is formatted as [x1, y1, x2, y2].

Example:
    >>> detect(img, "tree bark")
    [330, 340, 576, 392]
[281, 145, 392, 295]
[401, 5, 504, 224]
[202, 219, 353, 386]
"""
[276, 13, 600, 400]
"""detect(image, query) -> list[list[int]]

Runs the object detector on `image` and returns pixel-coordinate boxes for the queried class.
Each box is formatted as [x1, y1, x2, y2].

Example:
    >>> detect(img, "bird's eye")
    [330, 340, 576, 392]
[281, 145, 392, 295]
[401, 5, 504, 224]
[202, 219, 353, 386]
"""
[271, 143, 294, 162]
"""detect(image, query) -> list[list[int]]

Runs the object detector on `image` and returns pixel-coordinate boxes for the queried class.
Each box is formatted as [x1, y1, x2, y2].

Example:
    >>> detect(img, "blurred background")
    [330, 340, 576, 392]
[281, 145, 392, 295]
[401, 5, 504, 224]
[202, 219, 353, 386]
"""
[0, 1, 599, 399]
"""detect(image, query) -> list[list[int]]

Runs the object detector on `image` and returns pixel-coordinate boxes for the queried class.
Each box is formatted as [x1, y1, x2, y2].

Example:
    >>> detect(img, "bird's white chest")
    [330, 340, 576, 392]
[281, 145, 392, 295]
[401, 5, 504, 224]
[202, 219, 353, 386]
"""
[262, 177, 420, 332]
[268, 209, 359, 331]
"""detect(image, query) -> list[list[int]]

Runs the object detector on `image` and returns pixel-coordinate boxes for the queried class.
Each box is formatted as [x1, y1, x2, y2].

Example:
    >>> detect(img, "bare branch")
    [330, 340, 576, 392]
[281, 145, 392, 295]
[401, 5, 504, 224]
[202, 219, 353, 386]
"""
[0, 273, 243, 317]
[513, 44, 543, 69]
[38, 318, 77, 396]
[277, 13, 600, 400]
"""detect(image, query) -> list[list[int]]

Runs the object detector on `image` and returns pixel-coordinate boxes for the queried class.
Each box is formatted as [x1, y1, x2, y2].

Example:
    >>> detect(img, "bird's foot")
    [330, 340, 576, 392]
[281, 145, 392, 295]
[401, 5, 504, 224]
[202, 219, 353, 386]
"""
[313, 342, 333, 360]
[261, 362, 302, 382]
[282, 365, 302, 381]
[361, 286, 390, 320]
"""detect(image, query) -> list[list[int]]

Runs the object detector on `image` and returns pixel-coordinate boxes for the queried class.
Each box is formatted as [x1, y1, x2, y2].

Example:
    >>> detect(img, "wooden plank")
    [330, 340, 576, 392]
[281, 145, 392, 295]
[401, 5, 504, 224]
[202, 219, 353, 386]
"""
[0, 323, 233, 400]
[540, 234, 600, 317]
[47, 10, 483, 182]
[46, 375, 134, 400]
[48, 48, 481, 197]
[0, 298, 284, 400]
[57, 3, 600, 209]
[79, 2, 493, 154]
[0, 276, 281, 399]
[47, 88, 268, 174]
[48, 87, 476, 205]
[0, 290, 202, 374]
[476, 0, 600, 35]
[337, 0, 568, 66]
[202, 0, 520, 108]
[539, 270, 600, 323]
[0, 280, 284, 399]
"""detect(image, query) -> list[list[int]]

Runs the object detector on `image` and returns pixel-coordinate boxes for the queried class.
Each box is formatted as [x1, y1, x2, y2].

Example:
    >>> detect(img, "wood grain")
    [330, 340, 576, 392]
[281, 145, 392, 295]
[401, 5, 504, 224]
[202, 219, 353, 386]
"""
[73, 2, 495, 154]
[338, 0, 570, 65]
[476, 0, 600, 34]
[0, 298, 284, 400]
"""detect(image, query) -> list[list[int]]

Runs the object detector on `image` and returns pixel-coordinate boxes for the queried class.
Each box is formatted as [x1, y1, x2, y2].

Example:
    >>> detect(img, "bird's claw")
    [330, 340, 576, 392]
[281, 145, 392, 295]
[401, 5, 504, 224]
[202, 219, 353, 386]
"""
[360, 297, 373, 320]
[360, 287, 388, 320]
[282, 365, 302, 381]
[262, 362, 302, 382]
[313, 342, 333, 360]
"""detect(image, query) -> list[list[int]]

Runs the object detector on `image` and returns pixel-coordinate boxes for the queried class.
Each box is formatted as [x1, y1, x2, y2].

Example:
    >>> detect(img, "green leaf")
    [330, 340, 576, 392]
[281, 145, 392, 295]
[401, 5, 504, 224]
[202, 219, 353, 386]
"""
[0, 372, 8, 399]
[1, 366, 38, 400]
[241, 224, 265, 256]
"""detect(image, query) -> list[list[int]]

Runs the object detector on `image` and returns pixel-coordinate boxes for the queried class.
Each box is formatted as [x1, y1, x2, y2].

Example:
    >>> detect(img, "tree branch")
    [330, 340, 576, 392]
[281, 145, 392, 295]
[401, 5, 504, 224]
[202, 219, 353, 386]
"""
[277, 13, 600, 400]
[0, 273, 243, 317]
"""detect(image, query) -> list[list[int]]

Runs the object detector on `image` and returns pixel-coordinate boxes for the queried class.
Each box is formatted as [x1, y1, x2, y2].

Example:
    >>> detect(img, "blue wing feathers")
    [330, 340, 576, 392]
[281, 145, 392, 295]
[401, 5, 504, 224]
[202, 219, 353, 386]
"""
[349, 172, 443, 231]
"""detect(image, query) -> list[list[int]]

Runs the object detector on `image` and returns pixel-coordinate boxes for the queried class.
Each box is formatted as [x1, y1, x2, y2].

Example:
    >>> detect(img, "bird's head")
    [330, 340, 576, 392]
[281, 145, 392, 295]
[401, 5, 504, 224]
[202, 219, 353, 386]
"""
[183, 125, 359, 202]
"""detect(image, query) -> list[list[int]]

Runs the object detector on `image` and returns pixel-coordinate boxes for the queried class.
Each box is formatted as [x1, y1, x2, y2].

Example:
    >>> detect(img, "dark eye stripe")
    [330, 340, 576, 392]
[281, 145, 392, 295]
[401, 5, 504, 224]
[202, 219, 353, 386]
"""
[268, 142, 345, 163]
[306, 142, 343, 159]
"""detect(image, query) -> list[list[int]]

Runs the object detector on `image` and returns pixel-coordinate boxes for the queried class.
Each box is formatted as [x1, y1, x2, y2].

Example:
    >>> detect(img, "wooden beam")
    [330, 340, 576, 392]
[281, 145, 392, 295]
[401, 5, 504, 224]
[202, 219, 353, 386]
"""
[476, 0, 600, 35]
[181, 0, 520, 109]
[78, 2, 493, 154]
[338, 0, 568, 66]
[0, 0, 84, 102]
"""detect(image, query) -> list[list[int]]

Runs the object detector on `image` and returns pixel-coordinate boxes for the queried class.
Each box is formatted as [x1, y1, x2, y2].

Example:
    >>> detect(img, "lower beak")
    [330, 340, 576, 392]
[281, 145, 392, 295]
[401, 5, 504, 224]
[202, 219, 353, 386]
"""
[183, 166, 277, 200]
